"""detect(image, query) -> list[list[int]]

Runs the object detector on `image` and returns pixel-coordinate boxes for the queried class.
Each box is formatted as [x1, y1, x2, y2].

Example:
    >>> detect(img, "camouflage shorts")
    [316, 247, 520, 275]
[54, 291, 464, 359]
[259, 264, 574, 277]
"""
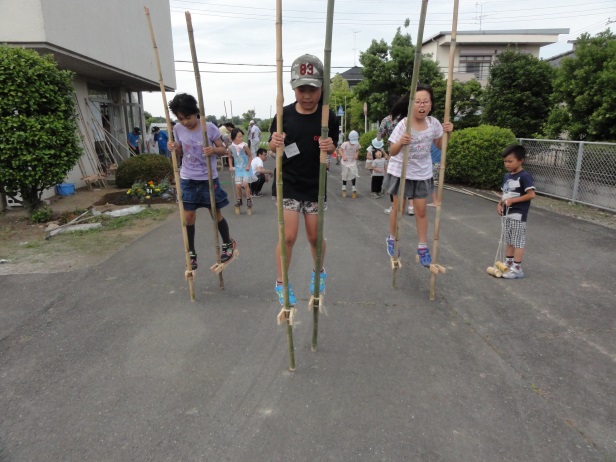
[278, 198, 327, 214]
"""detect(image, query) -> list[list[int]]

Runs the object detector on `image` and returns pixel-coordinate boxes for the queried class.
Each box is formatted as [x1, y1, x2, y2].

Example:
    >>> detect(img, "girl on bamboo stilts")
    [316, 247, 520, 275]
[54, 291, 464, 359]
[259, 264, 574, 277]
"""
[167, 93, 237, 270]
[385, 84, 453, 266]
[228, 128, 253, 213]
[268, 54, 339, 306]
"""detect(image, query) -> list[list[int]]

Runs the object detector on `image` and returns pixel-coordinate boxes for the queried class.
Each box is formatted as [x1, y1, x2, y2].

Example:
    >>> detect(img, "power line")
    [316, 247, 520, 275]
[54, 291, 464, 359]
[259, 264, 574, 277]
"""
[173, 60, 353, 69]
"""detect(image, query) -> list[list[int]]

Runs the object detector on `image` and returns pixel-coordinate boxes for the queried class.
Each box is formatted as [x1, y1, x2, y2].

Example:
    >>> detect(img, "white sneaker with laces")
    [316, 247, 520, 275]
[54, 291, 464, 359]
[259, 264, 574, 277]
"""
[502, 268, 525, 279]
[408, 206, 414, 216]
[384, 206, 392, 214]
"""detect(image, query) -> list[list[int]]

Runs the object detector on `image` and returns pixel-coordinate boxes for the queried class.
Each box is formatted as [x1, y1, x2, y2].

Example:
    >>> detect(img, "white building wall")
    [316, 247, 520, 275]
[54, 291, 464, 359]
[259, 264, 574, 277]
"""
[0, 0, 46, 41]
[0, 0, 175, 88]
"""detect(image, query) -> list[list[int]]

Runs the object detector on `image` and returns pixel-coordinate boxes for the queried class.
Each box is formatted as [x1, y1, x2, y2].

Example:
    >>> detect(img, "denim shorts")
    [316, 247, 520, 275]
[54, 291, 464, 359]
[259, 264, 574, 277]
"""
[180, 178, 229, 211]
[384, 174, 433, 199]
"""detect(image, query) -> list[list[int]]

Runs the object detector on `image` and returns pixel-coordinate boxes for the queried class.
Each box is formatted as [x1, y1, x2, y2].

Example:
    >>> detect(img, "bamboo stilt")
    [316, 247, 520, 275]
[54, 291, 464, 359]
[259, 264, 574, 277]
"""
[429, 0, 459, 300]
[392, 0, 429, 288]
[275, 0, 295, 371]
[144, 7, 196, 301]
[185, 11, 225, 289]
[309, 0, 336, 353]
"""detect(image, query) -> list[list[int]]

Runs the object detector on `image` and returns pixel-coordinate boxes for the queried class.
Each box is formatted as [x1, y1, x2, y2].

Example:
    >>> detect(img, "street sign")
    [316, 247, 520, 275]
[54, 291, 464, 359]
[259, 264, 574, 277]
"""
[337, 106, 344, 116]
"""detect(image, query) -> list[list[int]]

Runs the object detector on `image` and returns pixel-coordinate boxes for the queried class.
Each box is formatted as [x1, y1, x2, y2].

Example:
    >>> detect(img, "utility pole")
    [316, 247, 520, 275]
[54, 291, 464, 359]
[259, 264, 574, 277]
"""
[353, 30, 361, 66]
[475, 1, 484, 30]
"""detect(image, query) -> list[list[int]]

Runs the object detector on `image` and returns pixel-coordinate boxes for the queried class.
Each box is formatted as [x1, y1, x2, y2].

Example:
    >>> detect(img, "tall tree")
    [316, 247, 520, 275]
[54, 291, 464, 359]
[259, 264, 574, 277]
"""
[545, 30, 616, 141]
[432, 79, 483, 129]
[481, 49, 554, 138]
[0, 46, 82, 212]
[355, 24, 443, 124]
[241, 109, 256, 126]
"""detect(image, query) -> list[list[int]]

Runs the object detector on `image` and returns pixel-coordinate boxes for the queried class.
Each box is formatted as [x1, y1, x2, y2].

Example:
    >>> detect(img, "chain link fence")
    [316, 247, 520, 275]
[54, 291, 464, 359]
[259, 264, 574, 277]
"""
[518, 139, 616, 213]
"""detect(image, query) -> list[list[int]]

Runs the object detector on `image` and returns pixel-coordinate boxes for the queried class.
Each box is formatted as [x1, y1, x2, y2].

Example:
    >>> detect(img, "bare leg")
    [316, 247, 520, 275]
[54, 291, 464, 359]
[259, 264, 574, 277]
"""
[413, 198, 429, 243]
[275, 209, 300, 282]
[185, 210, 196, 226]
[304, 212, 326, 271]
[389, 195, 408, 236]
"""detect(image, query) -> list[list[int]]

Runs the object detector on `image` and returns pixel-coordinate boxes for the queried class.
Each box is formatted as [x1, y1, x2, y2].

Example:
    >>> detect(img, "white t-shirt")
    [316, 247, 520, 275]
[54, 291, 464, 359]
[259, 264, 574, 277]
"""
[339, 141, 359, 167]
[251, 156, 264, 177]
[387, 116, 443, 180]
[249, 125, 261, 144]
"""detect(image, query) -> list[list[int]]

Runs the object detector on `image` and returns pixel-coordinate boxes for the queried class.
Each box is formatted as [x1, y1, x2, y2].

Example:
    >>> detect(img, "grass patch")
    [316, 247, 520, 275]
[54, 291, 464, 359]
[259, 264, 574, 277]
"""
[101, 207, 173, 230]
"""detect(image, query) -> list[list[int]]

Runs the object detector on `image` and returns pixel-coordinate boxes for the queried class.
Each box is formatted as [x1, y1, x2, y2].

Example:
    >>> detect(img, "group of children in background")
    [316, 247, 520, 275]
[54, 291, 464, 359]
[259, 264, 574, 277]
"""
[163, 53, 533, 309]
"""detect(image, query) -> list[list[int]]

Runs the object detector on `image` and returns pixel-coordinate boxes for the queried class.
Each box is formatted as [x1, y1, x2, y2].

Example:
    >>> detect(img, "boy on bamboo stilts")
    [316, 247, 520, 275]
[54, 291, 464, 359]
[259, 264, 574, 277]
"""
[385, 84, 453, 266]
[269, 54, 339, 306]
[167, 93, 237, 270]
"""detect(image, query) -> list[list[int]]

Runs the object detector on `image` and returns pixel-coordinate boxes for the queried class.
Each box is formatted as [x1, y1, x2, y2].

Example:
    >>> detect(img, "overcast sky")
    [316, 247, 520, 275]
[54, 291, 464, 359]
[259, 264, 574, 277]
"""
[143, 0, 615, 121]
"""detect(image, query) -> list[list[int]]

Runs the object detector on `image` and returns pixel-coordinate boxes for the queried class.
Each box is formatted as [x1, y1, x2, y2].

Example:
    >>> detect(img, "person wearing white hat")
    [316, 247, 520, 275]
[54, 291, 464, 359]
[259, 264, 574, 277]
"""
[340, 130, 360, 198]
[365, 137, 384, 170]
[248, 119, 261, 156]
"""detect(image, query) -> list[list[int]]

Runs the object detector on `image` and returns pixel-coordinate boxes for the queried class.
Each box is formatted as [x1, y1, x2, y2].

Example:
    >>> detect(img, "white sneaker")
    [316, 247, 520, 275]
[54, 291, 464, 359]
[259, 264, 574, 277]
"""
[502, 267, 525, 279]
[384, 206, 392, 214]
[408, 206, 414, 216]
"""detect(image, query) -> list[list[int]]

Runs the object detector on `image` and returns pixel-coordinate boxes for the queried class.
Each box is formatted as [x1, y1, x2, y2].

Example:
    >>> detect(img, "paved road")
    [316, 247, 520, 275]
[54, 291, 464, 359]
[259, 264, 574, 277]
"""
[1, 162, 615, 461]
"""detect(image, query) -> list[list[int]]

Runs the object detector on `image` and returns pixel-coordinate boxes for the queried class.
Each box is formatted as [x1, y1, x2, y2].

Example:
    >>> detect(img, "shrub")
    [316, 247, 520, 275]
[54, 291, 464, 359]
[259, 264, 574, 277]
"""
[0, 46, 82, 212]
[115, 155, 173, 188]
[358, 130, 378, 161]
[29, 206, 53, 223]
[445, 125, 517, 189]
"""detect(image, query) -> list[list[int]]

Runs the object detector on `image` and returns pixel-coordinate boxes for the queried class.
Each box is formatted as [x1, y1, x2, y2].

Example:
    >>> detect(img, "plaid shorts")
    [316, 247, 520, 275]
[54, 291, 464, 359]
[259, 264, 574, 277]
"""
[502, 217, 527, 248]
[277, 198, 326, 214]
[432, 163, 441, 180]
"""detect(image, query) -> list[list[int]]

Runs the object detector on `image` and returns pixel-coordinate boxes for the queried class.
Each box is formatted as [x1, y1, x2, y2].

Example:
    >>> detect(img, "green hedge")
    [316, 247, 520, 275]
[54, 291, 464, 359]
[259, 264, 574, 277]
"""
[445, 125, 516, 189]
[115, 155, 173, 189]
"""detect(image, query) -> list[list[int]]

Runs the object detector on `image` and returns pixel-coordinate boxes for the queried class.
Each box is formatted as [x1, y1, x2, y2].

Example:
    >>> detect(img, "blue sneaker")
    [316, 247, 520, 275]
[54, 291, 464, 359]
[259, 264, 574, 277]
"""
[417, 247, 432, 267]
[275, 283, 297, 306]
[309, 270, 327, 294]
[386, 235, 399, 258]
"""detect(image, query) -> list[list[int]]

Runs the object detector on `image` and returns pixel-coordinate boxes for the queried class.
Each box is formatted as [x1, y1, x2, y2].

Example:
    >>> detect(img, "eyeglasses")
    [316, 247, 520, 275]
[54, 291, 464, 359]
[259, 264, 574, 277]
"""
[414, 100, 431, 106]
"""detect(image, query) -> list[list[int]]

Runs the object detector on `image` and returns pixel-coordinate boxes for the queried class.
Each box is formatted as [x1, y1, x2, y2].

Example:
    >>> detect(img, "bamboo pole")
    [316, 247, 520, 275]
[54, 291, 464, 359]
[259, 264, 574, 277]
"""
[429, 0, 459, 300]
[309, 0, 335, 353]
[392, 0, 429, 288]
[275, 0, 295, 371]
[185, 11, 225, 289]
[144, 7, 196, 301]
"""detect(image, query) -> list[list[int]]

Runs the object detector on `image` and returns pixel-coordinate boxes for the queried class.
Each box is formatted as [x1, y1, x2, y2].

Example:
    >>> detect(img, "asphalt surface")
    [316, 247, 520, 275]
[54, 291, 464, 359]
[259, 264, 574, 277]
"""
[1, 160, 615, 461]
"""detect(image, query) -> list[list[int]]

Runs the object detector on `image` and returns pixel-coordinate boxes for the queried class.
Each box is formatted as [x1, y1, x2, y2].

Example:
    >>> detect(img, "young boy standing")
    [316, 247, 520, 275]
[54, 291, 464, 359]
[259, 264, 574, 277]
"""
[269, 53, 339, 305]
[498, 144, 536, 279]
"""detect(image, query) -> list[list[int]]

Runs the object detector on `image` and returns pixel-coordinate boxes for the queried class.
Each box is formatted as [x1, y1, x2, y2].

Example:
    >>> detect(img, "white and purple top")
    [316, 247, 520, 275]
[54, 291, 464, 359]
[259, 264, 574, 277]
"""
[387, 116, 443, 180]
[173, 122, 222, 181]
